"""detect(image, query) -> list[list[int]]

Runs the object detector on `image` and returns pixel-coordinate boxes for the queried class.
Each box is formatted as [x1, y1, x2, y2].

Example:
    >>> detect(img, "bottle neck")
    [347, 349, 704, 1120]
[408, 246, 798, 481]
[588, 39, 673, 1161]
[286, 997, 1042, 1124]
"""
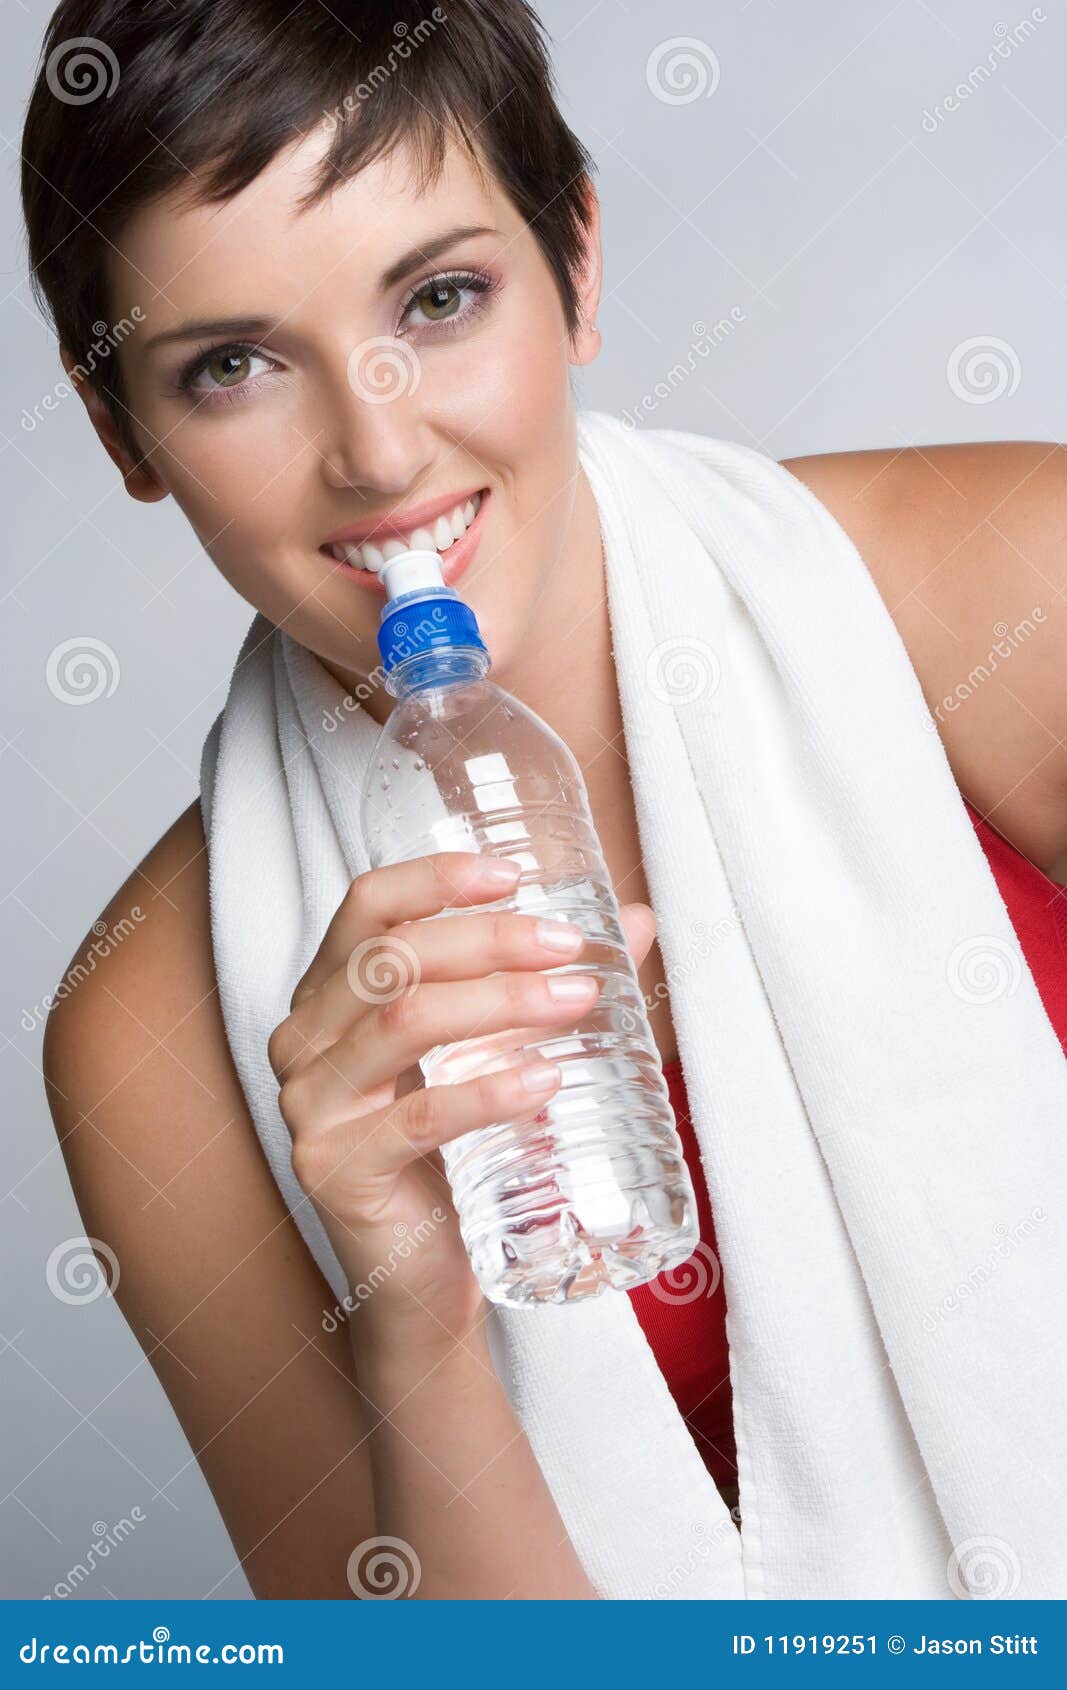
[386, 644, 492, 698]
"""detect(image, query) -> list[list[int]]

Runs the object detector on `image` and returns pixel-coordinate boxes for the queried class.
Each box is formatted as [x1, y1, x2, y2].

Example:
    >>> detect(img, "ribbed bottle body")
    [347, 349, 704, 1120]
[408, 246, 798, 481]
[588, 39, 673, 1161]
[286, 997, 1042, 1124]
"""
[359, 674, 699, 1306]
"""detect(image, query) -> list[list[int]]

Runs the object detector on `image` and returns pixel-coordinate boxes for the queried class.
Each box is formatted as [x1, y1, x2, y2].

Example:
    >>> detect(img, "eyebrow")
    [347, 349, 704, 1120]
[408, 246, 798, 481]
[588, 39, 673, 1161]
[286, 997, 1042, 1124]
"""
[143, 223, 500, 353]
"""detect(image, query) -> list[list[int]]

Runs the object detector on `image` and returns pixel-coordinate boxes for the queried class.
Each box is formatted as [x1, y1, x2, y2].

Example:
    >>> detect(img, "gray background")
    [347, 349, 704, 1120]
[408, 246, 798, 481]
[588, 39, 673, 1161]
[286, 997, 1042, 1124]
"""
[3, 0, 1063, 1598]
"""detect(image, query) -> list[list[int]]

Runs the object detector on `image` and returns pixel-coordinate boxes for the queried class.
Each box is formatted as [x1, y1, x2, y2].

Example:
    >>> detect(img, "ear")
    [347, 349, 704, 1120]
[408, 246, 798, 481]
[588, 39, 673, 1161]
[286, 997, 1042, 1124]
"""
[60, 348, 169, 504]
[568, 176, 603, 370]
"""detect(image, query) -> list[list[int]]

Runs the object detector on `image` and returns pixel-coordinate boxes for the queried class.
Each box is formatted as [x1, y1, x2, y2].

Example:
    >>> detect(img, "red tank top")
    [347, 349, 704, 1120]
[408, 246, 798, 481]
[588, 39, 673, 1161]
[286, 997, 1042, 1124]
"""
[628, 796, 1067, 1493]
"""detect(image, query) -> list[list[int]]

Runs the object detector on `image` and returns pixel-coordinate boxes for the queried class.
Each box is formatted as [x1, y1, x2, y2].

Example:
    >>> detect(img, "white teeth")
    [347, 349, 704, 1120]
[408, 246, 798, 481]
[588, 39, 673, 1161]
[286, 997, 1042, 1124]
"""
[330, 489, 484, 572]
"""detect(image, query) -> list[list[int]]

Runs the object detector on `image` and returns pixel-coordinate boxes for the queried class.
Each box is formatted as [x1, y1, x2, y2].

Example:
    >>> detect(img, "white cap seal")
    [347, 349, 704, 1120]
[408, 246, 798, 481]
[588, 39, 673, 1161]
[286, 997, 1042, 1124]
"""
[379, 547, 446, 602]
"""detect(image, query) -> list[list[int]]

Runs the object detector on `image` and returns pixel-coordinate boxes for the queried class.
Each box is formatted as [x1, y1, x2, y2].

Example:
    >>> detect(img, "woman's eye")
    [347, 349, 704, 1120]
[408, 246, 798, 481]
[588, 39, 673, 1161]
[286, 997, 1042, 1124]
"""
[400, 271, 495, 336]
[182, 346, 272, 396]
[411, 280, 463, 323]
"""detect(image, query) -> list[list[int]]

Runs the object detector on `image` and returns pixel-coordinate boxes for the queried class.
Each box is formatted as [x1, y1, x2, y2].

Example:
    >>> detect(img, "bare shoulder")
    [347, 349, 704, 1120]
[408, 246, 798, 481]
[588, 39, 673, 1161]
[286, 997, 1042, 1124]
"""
[781, 442, 1067, 874]
[43, 800, 373, 1597]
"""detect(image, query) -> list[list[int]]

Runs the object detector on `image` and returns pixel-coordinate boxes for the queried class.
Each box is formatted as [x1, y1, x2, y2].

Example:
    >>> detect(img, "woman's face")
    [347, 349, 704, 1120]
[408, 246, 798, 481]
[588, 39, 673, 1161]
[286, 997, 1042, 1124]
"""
[94, 122, 602, 707]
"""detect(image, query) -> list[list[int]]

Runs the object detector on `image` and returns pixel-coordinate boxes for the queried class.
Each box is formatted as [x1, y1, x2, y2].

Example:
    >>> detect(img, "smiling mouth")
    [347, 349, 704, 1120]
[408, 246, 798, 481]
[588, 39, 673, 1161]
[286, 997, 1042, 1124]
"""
[320, 490, 486, 575]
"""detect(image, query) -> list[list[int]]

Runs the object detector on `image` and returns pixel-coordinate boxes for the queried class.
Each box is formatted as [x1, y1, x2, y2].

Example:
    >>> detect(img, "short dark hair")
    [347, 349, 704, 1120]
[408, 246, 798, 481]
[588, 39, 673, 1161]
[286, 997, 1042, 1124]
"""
[21, 0, 595, 464]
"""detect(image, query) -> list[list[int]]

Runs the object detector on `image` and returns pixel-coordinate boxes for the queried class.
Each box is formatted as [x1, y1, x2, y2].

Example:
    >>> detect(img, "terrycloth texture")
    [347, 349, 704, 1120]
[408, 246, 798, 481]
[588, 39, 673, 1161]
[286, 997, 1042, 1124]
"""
[200, 409, 1067, 1600]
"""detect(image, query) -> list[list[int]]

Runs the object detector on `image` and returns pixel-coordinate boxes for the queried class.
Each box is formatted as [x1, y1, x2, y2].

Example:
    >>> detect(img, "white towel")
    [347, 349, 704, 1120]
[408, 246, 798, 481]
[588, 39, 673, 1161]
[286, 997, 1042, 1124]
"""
[200, 408, 1067, 1600]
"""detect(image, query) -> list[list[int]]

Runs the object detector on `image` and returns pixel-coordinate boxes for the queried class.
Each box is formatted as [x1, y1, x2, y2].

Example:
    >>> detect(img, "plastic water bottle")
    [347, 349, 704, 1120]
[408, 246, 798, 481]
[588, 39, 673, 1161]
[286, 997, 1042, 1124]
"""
[358, 549, 699, 1307]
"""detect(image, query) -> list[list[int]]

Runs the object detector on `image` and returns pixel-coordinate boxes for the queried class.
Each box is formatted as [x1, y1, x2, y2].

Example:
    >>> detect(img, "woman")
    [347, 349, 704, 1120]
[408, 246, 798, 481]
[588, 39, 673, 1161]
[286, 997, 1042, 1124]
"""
[25, 0, 1067, 1600]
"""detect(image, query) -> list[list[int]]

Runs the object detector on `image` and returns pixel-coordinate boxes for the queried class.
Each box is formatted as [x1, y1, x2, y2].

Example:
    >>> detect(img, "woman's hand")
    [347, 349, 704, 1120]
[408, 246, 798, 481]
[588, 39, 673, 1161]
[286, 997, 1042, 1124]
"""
[268, 850, 657, 1352]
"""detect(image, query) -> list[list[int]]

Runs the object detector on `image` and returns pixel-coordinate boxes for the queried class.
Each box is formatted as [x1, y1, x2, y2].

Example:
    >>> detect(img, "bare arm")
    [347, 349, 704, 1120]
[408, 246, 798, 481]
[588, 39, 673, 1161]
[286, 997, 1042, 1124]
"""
[43, 807, 631, 1597]
[782, 440, 1067, 876]
[43, 802, 377, 1598]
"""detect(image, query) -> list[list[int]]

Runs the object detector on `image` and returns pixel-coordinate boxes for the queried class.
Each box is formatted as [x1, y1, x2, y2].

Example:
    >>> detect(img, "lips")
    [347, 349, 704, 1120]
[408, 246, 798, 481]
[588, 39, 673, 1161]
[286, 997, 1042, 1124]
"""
[321, 486, 490, 596]
[322, 489, 484, 574]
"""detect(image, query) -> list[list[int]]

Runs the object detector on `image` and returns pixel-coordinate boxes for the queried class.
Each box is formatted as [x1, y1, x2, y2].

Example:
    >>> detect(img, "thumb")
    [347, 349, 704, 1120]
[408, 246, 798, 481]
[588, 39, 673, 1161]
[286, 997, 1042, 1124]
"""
[619, 901, 657, 971]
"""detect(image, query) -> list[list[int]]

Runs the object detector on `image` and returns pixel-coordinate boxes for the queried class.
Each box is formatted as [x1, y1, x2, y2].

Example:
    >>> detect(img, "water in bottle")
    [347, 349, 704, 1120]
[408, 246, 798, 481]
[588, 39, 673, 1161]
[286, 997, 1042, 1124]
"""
[358, 548, 699, 1307]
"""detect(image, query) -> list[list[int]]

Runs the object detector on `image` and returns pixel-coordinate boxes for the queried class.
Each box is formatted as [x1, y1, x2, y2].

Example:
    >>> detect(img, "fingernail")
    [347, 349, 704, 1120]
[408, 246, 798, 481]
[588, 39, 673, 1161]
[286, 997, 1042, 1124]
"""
[536, 919, 584, 953]
[476, 858, 522, 886]
[518, 1060, 561, 1092]
[546, 975, 599, 1002]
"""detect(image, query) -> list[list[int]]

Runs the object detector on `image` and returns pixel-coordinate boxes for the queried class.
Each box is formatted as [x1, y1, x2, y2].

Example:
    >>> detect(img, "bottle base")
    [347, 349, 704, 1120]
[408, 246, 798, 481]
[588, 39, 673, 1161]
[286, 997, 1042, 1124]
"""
[473, 1206, 700, 1308]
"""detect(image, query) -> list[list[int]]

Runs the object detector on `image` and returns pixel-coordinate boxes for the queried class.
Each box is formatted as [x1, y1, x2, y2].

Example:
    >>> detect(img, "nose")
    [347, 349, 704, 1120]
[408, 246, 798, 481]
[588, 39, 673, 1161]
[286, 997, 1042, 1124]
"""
[317, 341, 436, 499]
